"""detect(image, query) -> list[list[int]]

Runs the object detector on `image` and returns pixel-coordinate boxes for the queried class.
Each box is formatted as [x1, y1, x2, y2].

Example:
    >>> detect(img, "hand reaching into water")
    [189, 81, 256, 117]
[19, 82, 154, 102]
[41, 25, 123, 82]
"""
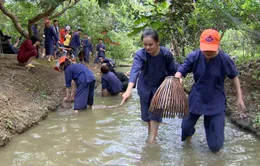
[121, 91, 131, 105]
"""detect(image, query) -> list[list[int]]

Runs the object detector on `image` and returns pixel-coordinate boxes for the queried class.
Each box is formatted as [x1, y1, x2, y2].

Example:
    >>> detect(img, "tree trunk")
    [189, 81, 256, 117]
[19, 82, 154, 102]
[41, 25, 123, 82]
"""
[0, 2, 28, 37]
[0, 0, 79, 38]
[171, 37, 180, 57]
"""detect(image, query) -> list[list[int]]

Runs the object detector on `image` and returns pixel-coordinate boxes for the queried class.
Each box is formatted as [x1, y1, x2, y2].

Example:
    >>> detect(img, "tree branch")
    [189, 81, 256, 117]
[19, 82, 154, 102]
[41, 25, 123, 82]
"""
[0, 1, 28, 37]
[49, 0, 79, 20]
[28, 6, 58, 36]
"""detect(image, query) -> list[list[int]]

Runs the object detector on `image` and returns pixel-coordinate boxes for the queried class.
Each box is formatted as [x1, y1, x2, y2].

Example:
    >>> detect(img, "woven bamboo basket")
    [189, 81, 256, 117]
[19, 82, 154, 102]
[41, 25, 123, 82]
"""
[149, 76, 189, 118]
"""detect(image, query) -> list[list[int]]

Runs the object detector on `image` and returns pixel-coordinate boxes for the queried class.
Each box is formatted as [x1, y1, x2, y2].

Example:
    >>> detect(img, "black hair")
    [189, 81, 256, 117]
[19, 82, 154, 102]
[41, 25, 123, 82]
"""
[30, 35, 40, 45]
[84, 33, 88, 36]
[110, 68, 115, 73]
[141, 28, 159, 42]
[53, 20, 59, 23]
[0, 30, 3, 36]
[98, 38, 103, 41]
[100, 65, 110, 74]
[78, 29, 82, 32]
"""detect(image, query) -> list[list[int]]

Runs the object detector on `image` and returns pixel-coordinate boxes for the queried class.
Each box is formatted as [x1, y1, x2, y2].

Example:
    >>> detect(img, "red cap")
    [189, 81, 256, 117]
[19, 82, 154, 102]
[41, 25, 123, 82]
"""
[200, 29, 220, 51]
[54, 56, 67, 71]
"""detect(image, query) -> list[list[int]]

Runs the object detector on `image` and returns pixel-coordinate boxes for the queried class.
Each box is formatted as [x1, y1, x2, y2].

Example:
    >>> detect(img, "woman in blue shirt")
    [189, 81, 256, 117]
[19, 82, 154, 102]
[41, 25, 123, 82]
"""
[57, 56, 96, 113]
[175, 29, 246, 153]
[121, 28, 177, 144]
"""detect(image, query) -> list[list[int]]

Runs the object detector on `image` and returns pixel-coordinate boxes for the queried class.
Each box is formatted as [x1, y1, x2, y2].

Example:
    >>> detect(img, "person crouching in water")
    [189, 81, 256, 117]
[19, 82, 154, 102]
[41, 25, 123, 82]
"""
[17, 35, 40, 68]
[57, 56, 96, 113]
[110, 68, 129, 92]
[100, 65, 123, 96]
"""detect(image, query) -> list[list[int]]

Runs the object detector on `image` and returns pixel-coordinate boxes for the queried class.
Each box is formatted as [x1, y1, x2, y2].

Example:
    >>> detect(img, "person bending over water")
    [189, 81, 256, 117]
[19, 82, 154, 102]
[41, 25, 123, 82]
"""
[121, 28, 177, 144]
[110, 68, 129, 91]
[100, 65, 123, 97]
[57, 56, 96, 113]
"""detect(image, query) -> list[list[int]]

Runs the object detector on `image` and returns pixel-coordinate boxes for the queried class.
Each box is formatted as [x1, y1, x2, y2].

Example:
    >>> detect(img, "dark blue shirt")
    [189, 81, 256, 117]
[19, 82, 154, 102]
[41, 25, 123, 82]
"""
[102, 71, 123, 94]
[70, 32, 81, 47]
[129, 46, 177, 102]
[44, 27, 58, 45]
[64, 64, 95, 88]
[96, 44, 106, 57]
[102, 58, 115, 68]
[88, 42, 93, 53]
[81, 39, 89, 48]
[178, 49, 239, 115]
[32, 24, 39, 37]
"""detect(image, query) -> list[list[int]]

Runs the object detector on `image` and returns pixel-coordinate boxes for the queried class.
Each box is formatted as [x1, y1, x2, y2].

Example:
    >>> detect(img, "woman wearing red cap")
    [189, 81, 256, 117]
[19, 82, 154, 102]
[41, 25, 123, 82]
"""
[44, 20, 59, 62]
[57, 56, 96, 113]
[175, 29, 246, 153]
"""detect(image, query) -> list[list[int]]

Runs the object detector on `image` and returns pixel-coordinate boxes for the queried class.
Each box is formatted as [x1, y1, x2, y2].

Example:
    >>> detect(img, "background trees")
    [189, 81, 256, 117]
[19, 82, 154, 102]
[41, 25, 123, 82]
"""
[0, 0, 259, 61]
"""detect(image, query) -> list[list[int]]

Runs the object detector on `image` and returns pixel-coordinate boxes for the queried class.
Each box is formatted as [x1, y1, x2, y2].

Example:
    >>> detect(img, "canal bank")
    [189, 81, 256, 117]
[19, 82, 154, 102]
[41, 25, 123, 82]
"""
[0, 54, 103, 147]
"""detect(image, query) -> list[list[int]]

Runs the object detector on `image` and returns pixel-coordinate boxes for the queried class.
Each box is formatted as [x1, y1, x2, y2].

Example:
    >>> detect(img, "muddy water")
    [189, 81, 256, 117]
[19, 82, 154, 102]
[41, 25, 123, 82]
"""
[0, 69, 260, 166]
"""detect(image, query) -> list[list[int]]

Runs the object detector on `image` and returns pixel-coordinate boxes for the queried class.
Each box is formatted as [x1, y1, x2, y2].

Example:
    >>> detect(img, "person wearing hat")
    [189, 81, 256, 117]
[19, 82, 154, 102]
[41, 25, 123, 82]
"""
[17, 35, 41, 68]
[59, 25, 70, 47]
[174, 29, 246, 153]
[44, 20, 59, 62]
[56, 56, 96, 113]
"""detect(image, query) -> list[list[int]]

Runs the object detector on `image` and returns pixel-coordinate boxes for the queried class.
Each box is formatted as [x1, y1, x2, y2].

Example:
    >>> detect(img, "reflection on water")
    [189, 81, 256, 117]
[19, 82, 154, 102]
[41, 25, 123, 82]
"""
[0, 77, 260, 165]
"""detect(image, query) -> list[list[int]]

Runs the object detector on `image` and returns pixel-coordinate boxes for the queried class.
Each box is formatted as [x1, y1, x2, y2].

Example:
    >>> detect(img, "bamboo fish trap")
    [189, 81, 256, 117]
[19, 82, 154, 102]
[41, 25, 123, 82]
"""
[149, 76, 189, 118]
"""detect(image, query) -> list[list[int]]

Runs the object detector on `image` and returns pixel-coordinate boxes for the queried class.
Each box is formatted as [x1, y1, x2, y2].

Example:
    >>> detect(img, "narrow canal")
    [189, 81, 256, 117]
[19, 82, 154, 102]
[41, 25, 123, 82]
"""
[0, 68, 259, 166]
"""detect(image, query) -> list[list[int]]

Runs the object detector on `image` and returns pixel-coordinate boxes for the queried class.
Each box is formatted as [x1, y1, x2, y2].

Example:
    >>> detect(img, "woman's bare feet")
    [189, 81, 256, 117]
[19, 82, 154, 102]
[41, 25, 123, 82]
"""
[74, 110, 79, 113]
[147, 137, 157, 145]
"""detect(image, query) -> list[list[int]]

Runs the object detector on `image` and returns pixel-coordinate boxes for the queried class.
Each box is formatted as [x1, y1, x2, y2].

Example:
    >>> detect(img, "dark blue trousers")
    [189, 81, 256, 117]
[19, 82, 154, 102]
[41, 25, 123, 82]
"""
[74, 80, 95, 110]
[181, 112, 225, 152]
[84, 48, 89, 63]
[140, 92, 162, 123]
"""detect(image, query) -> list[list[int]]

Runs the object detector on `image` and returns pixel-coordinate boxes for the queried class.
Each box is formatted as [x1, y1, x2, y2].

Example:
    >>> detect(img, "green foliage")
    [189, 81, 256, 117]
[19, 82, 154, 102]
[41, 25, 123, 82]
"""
[253, 114, 260, 126]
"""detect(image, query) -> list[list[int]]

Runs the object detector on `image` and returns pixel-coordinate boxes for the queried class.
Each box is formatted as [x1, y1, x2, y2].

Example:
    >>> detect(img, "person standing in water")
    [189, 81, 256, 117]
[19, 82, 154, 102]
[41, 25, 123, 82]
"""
[56, 56, 96, 113]
[121, 28, 177, 144]
[174, 29, 246, 153]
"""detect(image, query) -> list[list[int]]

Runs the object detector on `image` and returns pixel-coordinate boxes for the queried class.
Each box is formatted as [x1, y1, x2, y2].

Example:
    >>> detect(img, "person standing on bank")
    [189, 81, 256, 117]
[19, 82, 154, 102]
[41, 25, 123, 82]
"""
[81, 33, 90, 64]
[94, 38, 106, 68]
[121, 28, 177, 144]
[51, 20, 60, 59]
[56, 56, 96, 113]
[44, 20, 59, 62]
[174, 29, 246, 153]
[69, 29, 82, 62]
